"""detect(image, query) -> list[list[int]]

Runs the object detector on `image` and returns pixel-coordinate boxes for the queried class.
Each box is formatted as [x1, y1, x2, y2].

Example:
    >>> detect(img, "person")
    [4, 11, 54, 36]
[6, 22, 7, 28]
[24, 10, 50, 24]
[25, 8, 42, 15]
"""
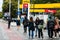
[38, 19, 44, 39]
[7, 16, 11, 29]
[54, 17, 59, 38]
[59, 20, 60, 37]
[35, 17, 40, 37]
[23, 16, 28, 33]
[47, 17, 55, 38]
[16, 15, 20, 30]
[28, 17, 35, 39]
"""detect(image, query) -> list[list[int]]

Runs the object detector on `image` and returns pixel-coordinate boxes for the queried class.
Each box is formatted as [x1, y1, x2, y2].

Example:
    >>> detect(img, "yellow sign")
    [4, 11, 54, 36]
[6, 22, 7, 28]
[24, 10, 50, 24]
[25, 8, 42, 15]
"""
[30, 9, 45, 12]
[22, 0, 30, 3]
[20, 3, 60, 8]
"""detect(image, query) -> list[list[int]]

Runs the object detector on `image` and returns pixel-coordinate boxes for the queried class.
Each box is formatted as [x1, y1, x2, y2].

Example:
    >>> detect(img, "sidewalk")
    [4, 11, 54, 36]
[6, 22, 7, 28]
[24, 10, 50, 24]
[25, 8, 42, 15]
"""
[0, 19, 60, 40]
[0, 20, 24, 40]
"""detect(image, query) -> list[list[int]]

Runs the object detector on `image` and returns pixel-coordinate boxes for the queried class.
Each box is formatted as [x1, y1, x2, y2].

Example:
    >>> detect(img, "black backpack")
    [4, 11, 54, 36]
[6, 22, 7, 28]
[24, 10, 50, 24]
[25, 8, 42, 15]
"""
[48, 20, 55, 28]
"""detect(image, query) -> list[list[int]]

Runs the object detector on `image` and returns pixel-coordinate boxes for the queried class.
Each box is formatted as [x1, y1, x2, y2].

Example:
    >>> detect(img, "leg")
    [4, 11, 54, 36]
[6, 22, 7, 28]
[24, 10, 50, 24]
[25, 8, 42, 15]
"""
[24, 26, 26, 33]
[38, 29, 40, 38]
[32, 30, 34, 39]
[29, 30, 30, 38]
[35, 28, 37, 37]
[8, 21, 10, 29]
[48, 29, 50, 38]
[55, 29, 57, 37]
[51, 29, 53, 38]
[41, 29, 43, 38]
[25, 27, 27, 33]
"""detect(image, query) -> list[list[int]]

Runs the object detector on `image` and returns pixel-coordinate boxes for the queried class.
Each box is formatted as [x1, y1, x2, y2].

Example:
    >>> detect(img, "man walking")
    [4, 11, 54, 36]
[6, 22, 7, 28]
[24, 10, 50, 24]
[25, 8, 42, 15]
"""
[47, 17, 55, 38]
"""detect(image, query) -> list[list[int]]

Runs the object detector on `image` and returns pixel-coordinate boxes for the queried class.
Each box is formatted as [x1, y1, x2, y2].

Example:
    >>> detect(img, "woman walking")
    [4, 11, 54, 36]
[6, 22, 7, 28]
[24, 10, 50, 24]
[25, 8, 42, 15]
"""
[28, 17, 35, 39]
[16, 15, 20, 30]
[54, 17, 59, 38]
[38, 19, 44, 39]
[35, 17, 40, 37]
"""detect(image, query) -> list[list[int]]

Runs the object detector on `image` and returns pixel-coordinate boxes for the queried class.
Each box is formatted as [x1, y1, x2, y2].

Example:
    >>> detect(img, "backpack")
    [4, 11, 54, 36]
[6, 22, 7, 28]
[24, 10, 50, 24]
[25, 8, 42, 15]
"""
[23, 19, 28, 26]
[48, 20, 55, 28]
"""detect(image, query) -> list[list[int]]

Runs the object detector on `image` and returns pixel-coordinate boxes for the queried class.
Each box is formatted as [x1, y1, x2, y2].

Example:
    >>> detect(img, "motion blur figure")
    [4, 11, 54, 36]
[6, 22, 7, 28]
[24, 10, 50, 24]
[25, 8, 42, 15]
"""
[35, 17, 40, 37]
[54, 17, 59, 38]
[47, 17, 55, 38]
[8, 16, 11, 29]
[17, 15, 20, 30]
[28, 17, 35, 39]
[38, 19, 44, 39]
[23, 16, 28, 33]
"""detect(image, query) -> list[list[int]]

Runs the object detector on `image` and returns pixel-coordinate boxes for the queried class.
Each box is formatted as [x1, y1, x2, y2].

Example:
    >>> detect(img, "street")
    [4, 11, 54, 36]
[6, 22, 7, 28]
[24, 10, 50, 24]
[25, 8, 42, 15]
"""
[0, 19, 60, 40]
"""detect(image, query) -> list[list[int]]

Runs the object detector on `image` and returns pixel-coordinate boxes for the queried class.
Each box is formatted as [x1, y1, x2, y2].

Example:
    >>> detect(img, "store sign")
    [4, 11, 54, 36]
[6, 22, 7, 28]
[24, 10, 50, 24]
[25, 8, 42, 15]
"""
[23, 4, 28, 8]
[45, 9, 56, 13]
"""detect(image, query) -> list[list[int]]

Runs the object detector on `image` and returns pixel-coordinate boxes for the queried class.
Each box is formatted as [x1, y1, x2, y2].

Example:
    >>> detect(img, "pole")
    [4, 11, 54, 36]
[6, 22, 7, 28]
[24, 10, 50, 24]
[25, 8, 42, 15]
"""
[33, 0, 35, 16]
[18, 0, 20, 18]
[8, 0, 11, 29]
[9, 0, 11, 17]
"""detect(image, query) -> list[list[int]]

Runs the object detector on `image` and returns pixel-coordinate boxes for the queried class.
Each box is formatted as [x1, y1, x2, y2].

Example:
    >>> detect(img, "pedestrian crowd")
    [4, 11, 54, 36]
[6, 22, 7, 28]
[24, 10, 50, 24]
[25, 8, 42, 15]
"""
[23, 16, 60, 39]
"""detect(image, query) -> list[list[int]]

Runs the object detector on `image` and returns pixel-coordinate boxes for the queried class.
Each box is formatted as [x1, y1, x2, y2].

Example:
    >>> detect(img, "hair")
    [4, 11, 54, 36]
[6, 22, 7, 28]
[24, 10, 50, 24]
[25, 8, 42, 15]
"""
[30, 17, 33, 22]
[49, 16, 52, 19]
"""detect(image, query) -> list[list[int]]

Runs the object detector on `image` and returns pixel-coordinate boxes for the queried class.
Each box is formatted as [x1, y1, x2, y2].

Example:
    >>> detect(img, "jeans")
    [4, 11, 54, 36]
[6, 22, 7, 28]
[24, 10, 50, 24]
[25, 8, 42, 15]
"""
[29, 30, 34, 38]
[35, 28, 38, 36]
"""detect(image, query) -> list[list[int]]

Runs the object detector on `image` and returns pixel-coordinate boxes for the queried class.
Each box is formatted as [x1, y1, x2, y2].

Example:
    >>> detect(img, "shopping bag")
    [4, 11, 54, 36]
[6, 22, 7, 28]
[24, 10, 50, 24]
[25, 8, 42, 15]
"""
[38, 25, 43, 29]
[10, 22, 17, 27]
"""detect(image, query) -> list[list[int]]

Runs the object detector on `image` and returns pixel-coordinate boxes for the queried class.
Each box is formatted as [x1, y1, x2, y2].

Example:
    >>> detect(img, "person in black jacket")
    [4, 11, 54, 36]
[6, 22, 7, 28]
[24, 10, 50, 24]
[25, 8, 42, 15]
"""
[35, 17, 40, 37]
[7, 16, 11, 29]
[47, 17, 55, 38]
[28, 17, 35, 39]
[23, 16, 28, 33]
[38, 19, 44, 38]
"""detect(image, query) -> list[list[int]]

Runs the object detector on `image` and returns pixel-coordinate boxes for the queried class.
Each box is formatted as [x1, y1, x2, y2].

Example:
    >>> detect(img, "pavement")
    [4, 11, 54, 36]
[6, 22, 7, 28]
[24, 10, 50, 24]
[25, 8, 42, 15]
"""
[0, 19, 60, 40]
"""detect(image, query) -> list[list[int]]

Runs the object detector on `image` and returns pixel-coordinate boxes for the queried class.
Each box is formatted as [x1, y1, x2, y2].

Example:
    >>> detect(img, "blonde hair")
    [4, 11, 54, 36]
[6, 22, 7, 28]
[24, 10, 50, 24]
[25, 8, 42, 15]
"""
[17, 15, 20, 20]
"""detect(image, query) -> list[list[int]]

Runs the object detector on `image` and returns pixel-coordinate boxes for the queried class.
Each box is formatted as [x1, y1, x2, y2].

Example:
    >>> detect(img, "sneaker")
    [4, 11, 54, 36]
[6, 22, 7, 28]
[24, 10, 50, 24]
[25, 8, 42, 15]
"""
[54, 37, 57, 38]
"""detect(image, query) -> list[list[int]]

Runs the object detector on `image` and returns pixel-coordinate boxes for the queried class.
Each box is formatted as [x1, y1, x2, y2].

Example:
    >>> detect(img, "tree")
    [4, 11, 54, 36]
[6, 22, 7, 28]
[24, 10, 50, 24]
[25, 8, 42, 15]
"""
[2, 0, 22, 18]
[30, 0, 60, 4]
[55, 10, 60, 19]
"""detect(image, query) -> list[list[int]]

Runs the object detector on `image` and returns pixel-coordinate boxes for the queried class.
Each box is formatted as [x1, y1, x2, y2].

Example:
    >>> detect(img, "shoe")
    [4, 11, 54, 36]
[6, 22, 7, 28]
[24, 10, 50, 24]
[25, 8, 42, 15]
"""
[54, 37, 57, 38]
[32, 37, 34, 39]
[50, 38, 52, 39]
[35, 35, 37, 37]
[42, 36, 43, 38]
[59, 35, 60, 37]
[29, 36, 30, 39]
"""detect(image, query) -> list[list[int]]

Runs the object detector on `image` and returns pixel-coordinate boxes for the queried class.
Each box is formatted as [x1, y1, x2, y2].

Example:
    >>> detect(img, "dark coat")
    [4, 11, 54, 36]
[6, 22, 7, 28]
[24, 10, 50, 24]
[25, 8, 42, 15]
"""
[47, 20, 55, 29]
[28, 21, 35, 31]
[23, 18, 28, 27]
